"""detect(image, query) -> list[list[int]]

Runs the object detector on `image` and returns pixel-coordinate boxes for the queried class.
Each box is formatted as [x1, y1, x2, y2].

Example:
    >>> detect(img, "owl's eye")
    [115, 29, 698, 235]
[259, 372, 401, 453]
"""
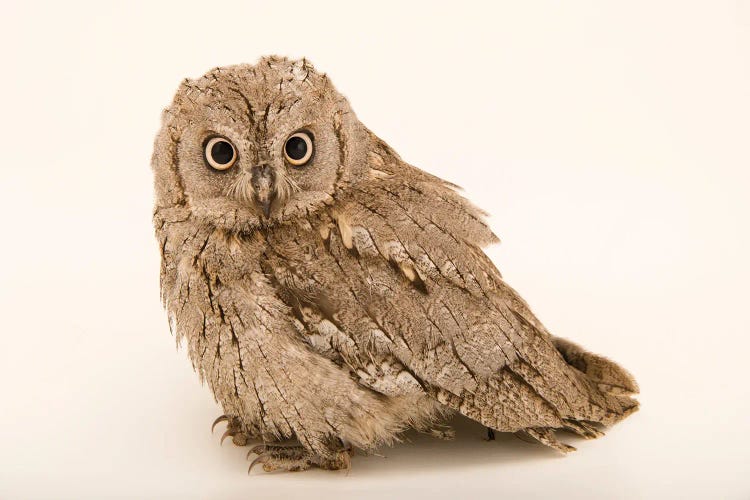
[283, 131, 314, 166]
[204, 136, 237, 170]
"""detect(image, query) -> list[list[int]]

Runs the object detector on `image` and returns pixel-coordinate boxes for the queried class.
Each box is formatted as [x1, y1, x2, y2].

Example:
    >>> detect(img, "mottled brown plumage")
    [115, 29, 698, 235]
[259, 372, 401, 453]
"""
[151, 56, 638, 472]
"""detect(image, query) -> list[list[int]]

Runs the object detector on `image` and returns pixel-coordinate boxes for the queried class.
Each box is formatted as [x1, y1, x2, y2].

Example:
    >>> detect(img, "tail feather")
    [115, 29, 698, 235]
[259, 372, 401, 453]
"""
[461, 331, 638, 453]
[517, 336, 640, 453]
[520, 428, 576, 453]
[562, 418, 604, 440]
[552, 336, 639, 395]
[519, 420, 605, 453]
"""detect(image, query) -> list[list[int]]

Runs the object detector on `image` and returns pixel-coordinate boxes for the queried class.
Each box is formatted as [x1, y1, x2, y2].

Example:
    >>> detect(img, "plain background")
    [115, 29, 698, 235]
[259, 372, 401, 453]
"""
[1, 1, 748, 498]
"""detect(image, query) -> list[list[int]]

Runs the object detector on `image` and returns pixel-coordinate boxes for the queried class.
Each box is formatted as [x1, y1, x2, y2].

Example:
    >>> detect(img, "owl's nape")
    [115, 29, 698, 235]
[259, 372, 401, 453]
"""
[151, 56, 638, 473]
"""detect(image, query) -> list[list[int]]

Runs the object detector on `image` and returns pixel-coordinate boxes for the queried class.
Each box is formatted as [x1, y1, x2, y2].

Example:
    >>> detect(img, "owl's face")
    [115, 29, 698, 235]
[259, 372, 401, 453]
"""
[153, 57, 369, 231]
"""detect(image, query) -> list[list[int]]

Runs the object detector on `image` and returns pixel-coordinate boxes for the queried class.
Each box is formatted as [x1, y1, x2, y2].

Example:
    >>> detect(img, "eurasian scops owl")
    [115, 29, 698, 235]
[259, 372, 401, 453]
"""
[151, 56, 638, 473]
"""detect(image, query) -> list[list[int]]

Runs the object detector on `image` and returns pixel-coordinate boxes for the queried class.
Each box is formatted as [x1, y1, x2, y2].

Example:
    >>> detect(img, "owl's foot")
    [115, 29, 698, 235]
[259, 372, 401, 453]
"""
[247, 444, 351, 473]
[211, 415, 254, 446]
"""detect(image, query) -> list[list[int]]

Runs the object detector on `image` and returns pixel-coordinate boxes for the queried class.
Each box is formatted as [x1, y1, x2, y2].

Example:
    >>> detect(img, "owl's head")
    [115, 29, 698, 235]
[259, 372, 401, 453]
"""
[152, 56, 372, 231]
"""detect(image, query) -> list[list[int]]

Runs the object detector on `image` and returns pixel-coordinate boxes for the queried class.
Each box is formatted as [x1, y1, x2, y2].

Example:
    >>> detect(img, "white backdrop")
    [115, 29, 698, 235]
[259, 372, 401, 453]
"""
[1, 1, 748, 499]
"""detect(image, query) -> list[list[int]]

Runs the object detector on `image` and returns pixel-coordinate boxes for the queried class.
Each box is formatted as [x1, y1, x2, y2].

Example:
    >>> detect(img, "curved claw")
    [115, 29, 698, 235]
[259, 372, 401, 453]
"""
[220, 429, 233, 446]
[247, 444, 266, 460]
[211, 415, 229, 433]
[248, 454, 269, 474]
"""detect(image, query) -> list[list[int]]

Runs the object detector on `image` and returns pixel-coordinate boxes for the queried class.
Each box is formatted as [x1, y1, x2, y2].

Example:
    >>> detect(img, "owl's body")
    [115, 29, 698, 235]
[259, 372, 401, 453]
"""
[152, 56, 638, 472]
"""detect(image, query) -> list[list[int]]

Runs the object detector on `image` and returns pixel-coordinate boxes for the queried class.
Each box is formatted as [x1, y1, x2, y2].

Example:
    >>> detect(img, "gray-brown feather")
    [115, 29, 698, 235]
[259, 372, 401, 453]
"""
[152, 56, 638, 466]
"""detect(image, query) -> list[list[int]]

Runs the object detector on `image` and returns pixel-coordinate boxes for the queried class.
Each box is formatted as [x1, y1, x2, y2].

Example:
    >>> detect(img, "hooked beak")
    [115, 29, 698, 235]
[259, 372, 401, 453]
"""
[250, 164, 276, 218]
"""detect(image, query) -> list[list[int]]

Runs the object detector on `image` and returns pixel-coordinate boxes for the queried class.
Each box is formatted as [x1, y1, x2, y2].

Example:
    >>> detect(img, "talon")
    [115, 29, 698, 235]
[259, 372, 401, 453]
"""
[249, 444, 266, 455]
[248, 454, 269, 474]
[220, 429, 233, 445]
[211, 415, 229, 433]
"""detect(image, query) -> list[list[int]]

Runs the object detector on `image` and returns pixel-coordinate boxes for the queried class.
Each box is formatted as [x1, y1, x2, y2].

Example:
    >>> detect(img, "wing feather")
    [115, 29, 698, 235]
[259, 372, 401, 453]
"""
[265, 157, 637, 433]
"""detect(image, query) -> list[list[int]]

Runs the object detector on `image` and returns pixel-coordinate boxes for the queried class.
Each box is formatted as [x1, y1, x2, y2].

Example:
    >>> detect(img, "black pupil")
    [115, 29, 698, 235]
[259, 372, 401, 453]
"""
[210, 140, 234, 164]
[285, 136, 308, 161]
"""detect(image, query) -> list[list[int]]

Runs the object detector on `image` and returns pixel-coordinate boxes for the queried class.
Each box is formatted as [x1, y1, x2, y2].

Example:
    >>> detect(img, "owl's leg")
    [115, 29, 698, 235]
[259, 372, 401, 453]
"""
[211, 415, 263, 447]
[486, 427, 496, 441]
[247, 443, 351, 473]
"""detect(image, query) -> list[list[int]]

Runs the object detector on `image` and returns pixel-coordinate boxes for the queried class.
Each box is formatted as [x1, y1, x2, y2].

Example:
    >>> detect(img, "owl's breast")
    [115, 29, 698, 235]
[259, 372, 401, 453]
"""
[258, 219, 429, 399]
[157, 217, 435, 437]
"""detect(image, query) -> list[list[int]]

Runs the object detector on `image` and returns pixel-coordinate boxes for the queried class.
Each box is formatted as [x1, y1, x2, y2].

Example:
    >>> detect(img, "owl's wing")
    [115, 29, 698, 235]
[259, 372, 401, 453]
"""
[265, 141, 637, 447]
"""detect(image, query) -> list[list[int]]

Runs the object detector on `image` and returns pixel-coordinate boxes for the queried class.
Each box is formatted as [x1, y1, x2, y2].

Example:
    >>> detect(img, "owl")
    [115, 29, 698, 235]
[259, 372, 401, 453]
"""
[151, 56, 638, 473]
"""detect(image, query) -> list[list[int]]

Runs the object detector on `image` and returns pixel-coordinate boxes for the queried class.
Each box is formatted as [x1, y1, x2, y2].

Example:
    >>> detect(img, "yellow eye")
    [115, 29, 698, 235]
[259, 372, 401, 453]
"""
[204, 136, 237, 170]
[283, 131, 314, 166]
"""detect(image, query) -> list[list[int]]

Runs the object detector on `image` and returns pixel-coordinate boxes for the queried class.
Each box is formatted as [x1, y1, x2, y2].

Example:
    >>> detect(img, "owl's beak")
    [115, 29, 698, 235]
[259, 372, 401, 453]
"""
[250, 164, 276, 218]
